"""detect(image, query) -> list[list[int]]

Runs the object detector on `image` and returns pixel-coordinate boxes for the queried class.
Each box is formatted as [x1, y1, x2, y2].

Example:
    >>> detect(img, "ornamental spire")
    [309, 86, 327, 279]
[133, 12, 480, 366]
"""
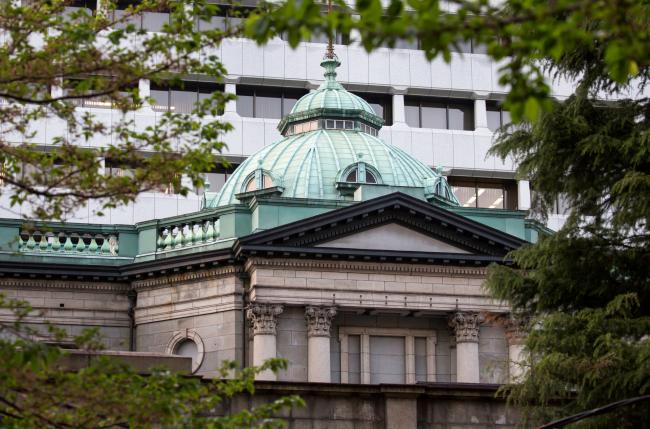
[326, 0, 335, 60]
[320, 0, 340, 83]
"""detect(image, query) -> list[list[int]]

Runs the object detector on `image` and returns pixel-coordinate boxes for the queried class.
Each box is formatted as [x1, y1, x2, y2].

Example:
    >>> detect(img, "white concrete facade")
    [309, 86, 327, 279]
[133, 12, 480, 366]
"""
[1, 36, 573, 228]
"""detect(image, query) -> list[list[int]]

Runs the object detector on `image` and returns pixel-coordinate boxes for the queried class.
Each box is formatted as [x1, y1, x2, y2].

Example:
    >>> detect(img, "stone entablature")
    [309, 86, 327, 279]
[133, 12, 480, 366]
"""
[133, 272, 244, 325]
[245, 258, 508, 313]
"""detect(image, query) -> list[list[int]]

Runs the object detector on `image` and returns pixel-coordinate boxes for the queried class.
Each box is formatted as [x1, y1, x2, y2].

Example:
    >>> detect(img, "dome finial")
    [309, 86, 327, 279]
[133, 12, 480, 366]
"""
[320, 0, 340, 82]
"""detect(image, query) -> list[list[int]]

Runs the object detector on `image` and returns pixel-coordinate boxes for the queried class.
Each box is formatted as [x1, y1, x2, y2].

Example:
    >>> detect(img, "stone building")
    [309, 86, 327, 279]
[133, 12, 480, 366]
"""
[0, 51, 545, 427]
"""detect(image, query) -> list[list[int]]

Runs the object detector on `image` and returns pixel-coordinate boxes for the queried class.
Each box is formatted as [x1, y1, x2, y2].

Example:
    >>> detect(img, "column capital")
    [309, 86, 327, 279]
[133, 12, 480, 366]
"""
[246, 303, 284, 336]
[305, 306, 337, 337]
[448, 311, 483, 343]
[504, 314, 529, 345]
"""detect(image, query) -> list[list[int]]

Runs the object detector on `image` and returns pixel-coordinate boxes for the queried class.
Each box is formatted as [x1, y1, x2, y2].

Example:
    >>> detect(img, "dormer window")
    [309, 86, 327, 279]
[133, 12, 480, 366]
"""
[242, 169, 276, 193]
[340, 162, 382, 185]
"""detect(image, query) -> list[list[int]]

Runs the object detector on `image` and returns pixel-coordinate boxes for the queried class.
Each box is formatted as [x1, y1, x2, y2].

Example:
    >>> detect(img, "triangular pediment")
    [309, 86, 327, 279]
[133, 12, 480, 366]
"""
[235, 193, 526, 264]
[315, 223, 470, 254]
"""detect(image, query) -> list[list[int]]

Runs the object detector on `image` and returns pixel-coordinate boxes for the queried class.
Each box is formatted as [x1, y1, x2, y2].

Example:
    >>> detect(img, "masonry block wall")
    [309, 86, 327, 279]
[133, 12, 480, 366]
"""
[133, 269, 245, 377]
[0, 280, 130, 350]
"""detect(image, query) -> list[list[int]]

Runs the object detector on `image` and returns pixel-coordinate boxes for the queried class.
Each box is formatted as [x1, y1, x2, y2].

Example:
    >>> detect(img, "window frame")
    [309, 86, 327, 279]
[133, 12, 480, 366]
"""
[404, 97, 475, 131]
[448, 176, 518, 210]
[236, 85, 307, 119]
[338, 326, 437, 384]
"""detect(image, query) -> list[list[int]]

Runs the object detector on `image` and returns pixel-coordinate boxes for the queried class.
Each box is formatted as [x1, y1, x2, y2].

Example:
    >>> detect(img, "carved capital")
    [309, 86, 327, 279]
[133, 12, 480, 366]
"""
[504, 314, 529, 345]
[246, 303, 284, 336]
[448, 311, 483, 343]
[305, 306, 337, 337]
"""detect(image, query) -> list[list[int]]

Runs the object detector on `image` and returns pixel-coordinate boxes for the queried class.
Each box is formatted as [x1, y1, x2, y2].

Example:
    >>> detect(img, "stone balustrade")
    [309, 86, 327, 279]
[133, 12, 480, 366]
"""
[156, 217, 220, 251]
[18, 229, 119, 256]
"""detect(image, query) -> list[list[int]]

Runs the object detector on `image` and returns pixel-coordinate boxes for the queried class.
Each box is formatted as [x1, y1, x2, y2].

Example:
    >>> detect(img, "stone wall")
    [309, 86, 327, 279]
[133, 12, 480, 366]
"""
[133, 268, 245, 377]
[0, 279, 130, 350]
[221, 382, 518, 429]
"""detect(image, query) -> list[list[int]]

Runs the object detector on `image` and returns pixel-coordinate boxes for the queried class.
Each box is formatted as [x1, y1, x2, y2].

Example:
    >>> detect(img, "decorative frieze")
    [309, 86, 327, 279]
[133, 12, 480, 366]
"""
[305, 306, 337, 337]
[448, 311, 483, 343]
[245, 257, 488, 277]
[132, 266, 242, 290]
[246, 303, 284, 336]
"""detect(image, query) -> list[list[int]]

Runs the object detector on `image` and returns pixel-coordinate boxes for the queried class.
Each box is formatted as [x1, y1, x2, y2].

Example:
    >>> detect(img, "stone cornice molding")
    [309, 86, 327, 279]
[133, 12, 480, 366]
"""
[132, 266, 242, 291]
[0, 278, 129, 292]
[305, 306, 337, 337]
[245, 257, 488, 277]
[448, 311, 483, 343]
[246, 303, 284, 336]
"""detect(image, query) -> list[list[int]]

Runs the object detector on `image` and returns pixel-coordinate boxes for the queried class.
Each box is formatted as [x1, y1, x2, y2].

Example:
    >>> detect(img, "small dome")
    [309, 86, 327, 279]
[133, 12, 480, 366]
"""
[277, 55, 383, 136]
[207, 129, 458, 207]
[206, 51, 459, 208]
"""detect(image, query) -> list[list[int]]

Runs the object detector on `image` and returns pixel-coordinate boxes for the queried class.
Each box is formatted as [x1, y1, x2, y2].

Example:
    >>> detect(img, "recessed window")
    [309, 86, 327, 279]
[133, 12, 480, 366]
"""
[351, 92, 393, 125]
[112, 1, 172, 33]
[236, 86, 307, 119]
[486, 102, 512, 132]
[405, 97, 474, 131]
[243, 170, 275, 193]
[150, 81, 224, 114]
[167, 330, 205, 373]
[448, 177, 518, 210]
[340, 327, 436, 385]
[342, 163, 381, 185]
[195, 5, 253, 32]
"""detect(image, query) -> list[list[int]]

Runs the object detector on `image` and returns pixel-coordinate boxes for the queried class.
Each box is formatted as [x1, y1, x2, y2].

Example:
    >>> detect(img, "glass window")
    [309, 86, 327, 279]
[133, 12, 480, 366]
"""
[369, 336, 405, 384]
[236, 86, 307, 119]
[366, 171, 377, 184]
[448, 103, 473, 131]
[345, 169, 357, 182]
[405, 103, 420, 128]
[348, 335, 361, 384]
[405, 97, 474, 130]
[255, 89, 282, 119]
[415, 337, 427, 383]
[486, 102, 511, 132]
[150, 81, 224, 114]
[421, 102, 447, 129]
[449, 177, 518, 210]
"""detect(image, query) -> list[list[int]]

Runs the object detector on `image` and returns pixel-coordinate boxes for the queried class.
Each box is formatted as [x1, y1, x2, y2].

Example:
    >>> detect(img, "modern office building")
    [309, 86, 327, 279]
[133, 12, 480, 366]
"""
[0, 1, 570, 427]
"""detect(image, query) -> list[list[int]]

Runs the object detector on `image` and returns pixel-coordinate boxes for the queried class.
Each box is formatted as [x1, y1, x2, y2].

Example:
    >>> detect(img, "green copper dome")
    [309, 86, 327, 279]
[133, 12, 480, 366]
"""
[205, 53, 459, 208]
[277, 55, 383, 135]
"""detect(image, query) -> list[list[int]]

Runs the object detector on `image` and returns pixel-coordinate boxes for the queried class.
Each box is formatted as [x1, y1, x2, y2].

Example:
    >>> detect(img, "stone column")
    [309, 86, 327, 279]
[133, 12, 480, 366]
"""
[392, 89, 408, 127]
[448, 311, 482, 383]
[518, 180, 531, 211]
[246, 303, 284, 381]
[474, 97, 490, 132]
[305, 305, 337, 383]
[223, 83, 238, 115]
[505, 315, 528, 382]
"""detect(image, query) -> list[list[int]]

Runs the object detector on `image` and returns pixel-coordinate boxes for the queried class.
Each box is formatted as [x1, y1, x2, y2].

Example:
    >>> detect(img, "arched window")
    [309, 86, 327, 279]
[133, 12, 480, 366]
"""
[242, 169, 275, 193]
[340, 162, 382, 185]
[166, 330, 205, 373]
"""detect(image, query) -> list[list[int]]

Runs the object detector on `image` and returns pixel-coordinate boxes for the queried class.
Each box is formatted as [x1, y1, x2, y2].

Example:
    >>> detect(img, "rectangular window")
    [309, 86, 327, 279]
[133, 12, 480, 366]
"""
[414, 337, 427, 383]
[405, 97, 474, 131]
[369, 336, 405, 384]
[340, 327, 437, 385]
[150, 81, 224, 114]
[236, 86, 307, 119]
[486, 102, 511, 132]
[348, 335, 361, 384]
[448, 177, 518, 210]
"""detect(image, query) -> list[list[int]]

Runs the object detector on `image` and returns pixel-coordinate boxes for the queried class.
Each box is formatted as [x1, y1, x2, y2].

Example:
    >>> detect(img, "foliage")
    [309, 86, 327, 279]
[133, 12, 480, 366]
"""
[0, 0, 242, 220]
[244, 0, 650, 425]
[0, 294, 304, 428]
